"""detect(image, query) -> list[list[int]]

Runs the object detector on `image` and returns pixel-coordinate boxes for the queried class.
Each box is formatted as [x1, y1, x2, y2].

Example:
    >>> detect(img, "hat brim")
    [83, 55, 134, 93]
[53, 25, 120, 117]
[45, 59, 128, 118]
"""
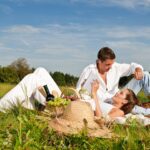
[49, 118, 112, 138]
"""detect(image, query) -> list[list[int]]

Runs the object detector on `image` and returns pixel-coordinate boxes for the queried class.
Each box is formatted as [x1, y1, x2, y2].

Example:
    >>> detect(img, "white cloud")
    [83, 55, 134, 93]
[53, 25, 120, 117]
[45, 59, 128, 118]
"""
[104, 0, 150, 8]
[3, 25, 42, 34]
[3, 0, 150, 10]
[0, 24, 150, 75]
[104, 26, 150, 39]
[4, 0, 150, 8]
[70, 0, 150, 8]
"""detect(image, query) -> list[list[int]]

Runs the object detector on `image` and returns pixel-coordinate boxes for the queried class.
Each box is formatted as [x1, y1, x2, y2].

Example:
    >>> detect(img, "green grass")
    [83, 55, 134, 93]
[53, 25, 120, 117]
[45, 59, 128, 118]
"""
[138, 90, 150, 103]
[0, 83, 15, 98]
[0, 108, 149, 149]
[0, 83, 150, 149]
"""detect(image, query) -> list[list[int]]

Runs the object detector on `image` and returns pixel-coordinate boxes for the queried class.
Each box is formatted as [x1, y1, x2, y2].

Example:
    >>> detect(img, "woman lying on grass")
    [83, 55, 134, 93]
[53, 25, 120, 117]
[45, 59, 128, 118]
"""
[90, 79, 150, 119]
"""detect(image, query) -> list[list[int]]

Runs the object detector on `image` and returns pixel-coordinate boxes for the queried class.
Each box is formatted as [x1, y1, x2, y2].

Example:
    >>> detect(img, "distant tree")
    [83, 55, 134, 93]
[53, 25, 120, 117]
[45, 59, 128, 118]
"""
[0, 66, 19, 83]
[65, 73, 78, 87]
[52, 71, 66, 86]
[8, 58, 32, 80]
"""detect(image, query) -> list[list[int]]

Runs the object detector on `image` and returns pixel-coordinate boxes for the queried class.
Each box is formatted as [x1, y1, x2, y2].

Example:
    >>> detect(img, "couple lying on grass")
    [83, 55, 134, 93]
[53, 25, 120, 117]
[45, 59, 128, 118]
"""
[0, 47, 150, 120]
[0, 67, 149, 118]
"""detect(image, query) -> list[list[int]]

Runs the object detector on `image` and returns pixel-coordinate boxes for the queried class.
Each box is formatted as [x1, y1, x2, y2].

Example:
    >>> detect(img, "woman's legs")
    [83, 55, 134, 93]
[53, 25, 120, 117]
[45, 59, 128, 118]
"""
[0, 72, 47, 112]
[33, 67, 61, 96]
[0, 67, 61, 112]
[0, 84, 26, 112]
[0, 73, 38, 112]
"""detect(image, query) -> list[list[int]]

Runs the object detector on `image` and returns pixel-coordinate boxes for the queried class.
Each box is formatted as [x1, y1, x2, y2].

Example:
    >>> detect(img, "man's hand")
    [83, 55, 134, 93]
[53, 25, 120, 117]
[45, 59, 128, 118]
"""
[134, 67, 144, 80]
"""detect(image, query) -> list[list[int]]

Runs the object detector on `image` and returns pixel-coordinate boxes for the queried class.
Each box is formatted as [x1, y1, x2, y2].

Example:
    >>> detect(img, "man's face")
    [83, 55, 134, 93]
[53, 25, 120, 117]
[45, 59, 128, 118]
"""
[98, 59, 115, 73]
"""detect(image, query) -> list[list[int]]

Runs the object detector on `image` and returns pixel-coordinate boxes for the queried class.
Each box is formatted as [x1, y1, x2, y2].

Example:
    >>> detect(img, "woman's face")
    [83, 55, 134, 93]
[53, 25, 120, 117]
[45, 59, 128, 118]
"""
[115, 89, 129, 99]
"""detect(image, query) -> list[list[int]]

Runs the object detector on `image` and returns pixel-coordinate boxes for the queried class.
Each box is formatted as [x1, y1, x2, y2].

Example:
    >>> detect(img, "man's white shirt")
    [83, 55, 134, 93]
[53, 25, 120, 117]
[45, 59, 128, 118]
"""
[76, 62, 143, 103]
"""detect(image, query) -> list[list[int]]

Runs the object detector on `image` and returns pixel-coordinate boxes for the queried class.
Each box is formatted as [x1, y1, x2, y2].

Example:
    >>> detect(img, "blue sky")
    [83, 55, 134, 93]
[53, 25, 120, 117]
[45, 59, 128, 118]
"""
[0, 0, 150, 76]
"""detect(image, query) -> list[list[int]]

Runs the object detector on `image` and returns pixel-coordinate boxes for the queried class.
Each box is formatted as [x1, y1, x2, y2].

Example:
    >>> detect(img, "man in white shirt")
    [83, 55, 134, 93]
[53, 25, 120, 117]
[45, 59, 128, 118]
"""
[76, 47, 149, 117]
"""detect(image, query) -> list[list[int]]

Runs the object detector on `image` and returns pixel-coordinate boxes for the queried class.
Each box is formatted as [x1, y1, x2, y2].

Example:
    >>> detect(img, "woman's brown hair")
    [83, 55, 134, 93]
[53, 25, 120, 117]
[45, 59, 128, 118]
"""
[120, 89, 139, 114]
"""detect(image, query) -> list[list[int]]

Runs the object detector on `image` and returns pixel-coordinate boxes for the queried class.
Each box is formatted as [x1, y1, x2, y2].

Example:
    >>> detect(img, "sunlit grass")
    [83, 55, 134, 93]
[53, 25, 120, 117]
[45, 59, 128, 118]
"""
[138, 90, 149, 102]
[0, 106, 149, 149]
[0, 83, 149, 149]
[0, 83, 15, 98]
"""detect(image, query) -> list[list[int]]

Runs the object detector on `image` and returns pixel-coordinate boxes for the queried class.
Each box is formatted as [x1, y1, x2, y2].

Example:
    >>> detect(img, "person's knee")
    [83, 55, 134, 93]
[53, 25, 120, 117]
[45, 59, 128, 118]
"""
[34, 67, 49, 75]
[35, 67, 47, 73]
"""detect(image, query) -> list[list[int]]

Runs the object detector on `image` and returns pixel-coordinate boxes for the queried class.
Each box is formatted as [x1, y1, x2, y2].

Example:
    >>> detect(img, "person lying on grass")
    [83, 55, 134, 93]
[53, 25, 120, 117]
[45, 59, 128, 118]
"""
[76, 46, 150, 118]
[0, 67, 149, 120]
[90, 80, 150, 119]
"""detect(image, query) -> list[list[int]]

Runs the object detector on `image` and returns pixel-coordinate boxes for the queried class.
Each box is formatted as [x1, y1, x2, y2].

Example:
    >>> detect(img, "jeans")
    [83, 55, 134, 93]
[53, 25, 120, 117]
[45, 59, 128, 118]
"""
[125, 71, 150, 95]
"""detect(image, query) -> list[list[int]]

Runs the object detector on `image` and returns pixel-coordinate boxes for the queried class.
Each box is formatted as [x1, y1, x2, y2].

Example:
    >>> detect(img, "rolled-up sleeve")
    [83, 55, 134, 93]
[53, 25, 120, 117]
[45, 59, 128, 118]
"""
[116, 62, 143, 77]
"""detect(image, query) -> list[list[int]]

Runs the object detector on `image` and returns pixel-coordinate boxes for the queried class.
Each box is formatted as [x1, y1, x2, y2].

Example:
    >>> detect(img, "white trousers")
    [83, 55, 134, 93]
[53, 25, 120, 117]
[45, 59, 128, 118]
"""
[0, 67, 61, 112]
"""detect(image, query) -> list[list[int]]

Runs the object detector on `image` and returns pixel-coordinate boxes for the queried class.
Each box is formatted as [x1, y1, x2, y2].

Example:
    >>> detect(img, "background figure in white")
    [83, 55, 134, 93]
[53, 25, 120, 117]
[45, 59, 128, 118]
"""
[0, 67, 61, 112]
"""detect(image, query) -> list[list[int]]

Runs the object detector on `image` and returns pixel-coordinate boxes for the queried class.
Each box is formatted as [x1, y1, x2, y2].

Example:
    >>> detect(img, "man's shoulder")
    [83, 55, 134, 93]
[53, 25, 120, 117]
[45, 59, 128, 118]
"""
[84, 64, 97, 70]
[112, 62, 119, 66]
[109, 62, 123, 73]
[111, 62, 120, 69]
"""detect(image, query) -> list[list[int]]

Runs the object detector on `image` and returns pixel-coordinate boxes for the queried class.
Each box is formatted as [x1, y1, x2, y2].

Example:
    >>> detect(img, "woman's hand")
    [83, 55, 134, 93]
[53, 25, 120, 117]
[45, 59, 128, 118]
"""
[91, 80, 99, 96]
[91, 80, 102, 117]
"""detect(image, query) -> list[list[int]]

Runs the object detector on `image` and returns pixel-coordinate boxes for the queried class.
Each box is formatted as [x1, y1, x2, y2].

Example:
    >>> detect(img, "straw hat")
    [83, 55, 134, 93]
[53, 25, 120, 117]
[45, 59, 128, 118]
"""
[49, 101, 111, 138]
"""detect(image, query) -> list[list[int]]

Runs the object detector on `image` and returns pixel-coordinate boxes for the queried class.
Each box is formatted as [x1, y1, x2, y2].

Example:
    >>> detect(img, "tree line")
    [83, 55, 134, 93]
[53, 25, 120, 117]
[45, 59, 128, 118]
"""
[0, 58, 78, 87]
[1, 57, 147, 87]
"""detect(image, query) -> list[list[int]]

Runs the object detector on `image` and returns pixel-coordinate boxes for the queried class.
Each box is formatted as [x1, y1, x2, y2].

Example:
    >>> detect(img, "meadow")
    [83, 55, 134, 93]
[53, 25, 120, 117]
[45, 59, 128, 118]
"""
[0, 83, 149, 150]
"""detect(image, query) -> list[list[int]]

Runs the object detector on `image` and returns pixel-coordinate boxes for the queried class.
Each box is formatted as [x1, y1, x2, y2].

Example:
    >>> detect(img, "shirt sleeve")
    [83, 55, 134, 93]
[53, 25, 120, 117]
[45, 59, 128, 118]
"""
[116, 62, 143, 77]
[76, 65, 93, 91]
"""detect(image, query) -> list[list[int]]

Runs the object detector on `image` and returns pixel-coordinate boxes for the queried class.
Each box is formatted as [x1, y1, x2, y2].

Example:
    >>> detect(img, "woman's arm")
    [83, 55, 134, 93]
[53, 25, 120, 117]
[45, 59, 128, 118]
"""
[91, 80, 102, 117]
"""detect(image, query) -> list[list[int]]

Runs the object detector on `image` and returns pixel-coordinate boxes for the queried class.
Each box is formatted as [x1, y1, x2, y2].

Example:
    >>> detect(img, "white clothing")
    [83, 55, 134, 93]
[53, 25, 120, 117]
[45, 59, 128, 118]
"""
[76, 62, 143, 116]
[80, 94, 115, 117]
[115, 114, 150, 126]
[131, 105, 150, 116]
[0, 67, 61, 112]
[76, 62, 143, 103]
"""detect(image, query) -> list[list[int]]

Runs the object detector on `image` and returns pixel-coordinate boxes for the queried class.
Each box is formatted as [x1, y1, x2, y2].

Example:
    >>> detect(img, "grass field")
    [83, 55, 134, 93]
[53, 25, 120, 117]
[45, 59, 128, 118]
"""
[0, 83, 15, 98]
[0, 83, 150, 149]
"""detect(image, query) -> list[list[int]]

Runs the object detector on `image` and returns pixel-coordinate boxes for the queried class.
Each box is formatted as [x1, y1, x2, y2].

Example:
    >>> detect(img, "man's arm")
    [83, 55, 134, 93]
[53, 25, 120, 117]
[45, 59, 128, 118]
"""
[116, 62, 144, 80]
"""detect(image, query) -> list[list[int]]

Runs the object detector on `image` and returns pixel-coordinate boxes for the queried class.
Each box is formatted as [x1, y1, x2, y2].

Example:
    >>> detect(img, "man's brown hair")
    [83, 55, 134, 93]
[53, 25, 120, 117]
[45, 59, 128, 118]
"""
[97, 47, 116, 62]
